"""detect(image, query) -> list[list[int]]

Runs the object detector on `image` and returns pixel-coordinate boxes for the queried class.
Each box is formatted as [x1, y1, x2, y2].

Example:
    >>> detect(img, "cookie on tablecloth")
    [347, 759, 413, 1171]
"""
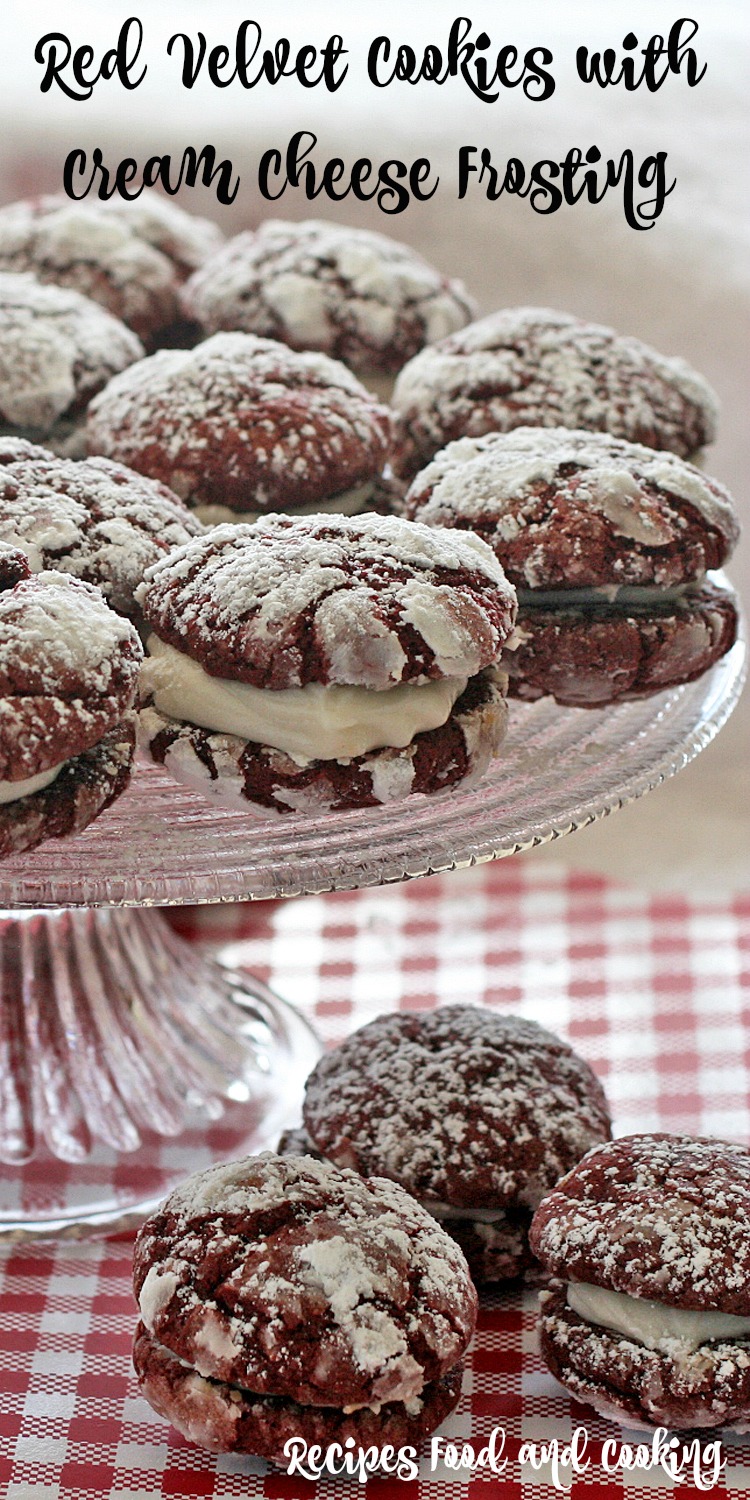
[530, 1134, 750, 1431]
[292, 1006, 612, 1282]
[132, 1152, 476, 1464]
[0, 571, 141, 858]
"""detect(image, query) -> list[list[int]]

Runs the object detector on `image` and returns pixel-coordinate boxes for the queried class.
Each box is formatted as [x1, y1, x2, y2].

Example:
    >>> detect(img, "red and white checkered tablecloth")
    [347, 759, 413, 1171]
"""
[2, 857, 750, 1498]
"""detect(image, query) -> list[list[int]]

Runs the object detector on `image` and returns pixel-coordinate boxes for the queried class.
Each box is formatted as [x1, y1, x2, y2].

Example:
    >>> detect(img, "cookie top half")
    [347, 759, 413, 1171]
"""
[138, 513, 516, 690]
[392, 307, 719, 476]
[529, 1133, 750, 1314]
[0, 191, 223, 346]
[182, 218, 476, 374]
[402, 427, 739, 592]
[303, 1006, 612, 1211]
[133, 1152, 476, 1410]
[0, 571, 142, 781]
[86, 332, 394, 512]
[0, 271, 144, 435]
[0, 439, 202, 616]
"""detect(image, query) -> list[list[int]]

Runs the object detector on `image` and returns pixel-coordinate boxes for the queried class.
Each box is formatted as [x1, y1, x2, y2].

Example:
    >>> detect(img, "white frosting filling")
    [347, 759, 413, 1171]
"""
[423, 1200, 509, 1224]
[143, 635, 467, 765]
[193, 482, 375, 528]
[567, 1282, 750, 1353]
[517, 582, 697, 609]
[0, 760, 65, 805]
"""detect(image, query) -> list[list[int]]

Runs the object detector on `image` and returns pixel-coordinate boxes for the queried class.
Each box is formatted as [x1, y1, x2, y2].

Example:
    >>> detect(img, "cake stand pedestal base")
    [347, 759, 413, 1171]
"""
[0, 906, 320, 1240]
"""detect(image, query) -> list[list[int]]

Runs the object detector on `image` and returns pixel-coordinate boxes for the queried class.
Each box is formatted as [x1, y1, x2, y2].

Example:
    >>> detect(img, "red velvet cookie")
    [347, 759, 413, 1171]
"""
[0, 191, 223, 348]
[403, 427, 740, 706]
[391, 307, 719, 479]
[0, 571, 142, 857]
[0, 437, 202, 619]
[530, 1134, 750, 1430]
[182, 219, 476, 387]
[132, 1153, 476, 1463]
[86, 332, 394, 521]
[299, 1006, 612, 1282]
[136, 514, 516, 814]
[0, 271, 144, 454]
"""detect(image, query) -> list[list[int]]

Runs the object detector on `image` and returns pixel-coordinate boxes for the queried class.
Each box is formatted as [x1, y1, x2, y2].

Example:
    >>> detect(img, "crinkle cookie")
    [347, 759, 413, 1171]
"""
[132, 1152, 476, 1463]
[86, 332, 394, 522]
[0, 190, 223, 348]
[136, 513, 516, 814]
[0, 437, 202, 618]
[403, 427, 740, 706]
[0, 571, 142, 858]
[182, 219, 476, 390]
[0, 271, 144, 454]
[391, 307, 719, 478]
[530, 1134, 750, 1431]
[296, 1005, 612, 1282]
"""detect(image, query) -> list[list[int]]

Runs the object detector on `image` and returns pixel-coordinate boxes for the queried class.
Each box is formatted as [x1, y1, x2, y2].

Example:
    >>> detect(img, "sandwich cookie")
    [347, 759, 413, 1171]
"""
[295, 1005, 612, 1282]
[0, 571, 142, 858]
[136, 513, 516, 815]
[391, 306, 719, 481]
[132, 1152, 476, 1463]
[530, 1134, 750, 1431]
[86, 331, 394, 524]
[402, 427, 740, 706]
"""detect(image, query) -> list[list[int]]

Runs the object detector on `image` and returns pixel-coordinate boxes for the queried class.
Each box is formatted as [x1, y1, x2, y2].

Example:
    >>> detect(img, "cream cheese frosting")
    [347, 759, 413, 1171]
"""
[142, 634, 468, 765]
[193, 481, 376, 528]
[567, 1281, 750, 1353]
[0, 759, 65, 805]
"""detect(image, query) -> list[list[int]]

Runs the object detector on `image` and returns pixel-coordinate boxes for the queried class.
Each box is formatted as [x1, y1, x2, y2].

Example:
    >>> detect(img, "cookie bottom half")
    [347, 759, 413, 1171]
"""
[539, 1282, 750, 1431]
[133, 1323, 463, 1465]
[139, 668, 508, 815]
[0, 717, 136, 859]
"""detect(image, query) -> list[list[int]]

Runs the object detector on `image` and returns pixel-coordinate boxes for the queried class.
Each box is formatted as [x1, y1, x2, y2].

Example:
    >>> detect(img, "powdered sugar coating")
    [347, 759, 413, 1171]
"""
[182, 219, 476, 375]
[0, 440, 202, 616]
[140, 669, 508, 814]
[86, 332, 394, 512]
[404, 427, 738, 591]
[392, 307, 719, 476]
[530, 1134, 750, 1312]
[0, 272, 144, 434]
[538, 1282, 750, 1432]
[303, 1007, 612, 1212]
[0, 192, 221, 346]
[138, 515, 516, 690]
[0, 571, 142, 780]
[133, 1152, 476, 1411]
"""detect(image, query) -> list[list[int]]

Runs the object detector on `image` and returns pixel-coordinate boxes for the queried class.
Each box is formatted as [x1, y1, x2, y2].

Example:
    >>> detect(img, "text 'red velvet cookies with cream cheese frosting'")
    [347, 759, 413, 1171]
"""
[132, 1152, 476, 1464]
[86, 332, 394, 525]
[136, 513, 517, 815]
[530, 1134, 750, 1431]
[297, 1005, 612, 1282]
[402, 426, 740, 706]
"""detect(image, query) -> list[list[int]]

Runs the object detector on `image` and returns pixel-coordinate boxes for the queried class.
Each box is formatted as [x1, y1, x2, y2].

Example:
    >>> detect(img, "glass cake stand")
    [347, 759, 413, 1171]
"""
[0, 630, 745, 1241]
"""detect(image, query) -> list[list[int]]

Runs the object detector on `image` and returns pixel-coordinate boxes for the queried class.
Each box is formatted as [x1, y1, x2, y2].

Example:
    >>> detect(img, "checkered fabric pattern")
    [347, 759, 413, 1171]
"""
[2, 857, 750, 1498]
